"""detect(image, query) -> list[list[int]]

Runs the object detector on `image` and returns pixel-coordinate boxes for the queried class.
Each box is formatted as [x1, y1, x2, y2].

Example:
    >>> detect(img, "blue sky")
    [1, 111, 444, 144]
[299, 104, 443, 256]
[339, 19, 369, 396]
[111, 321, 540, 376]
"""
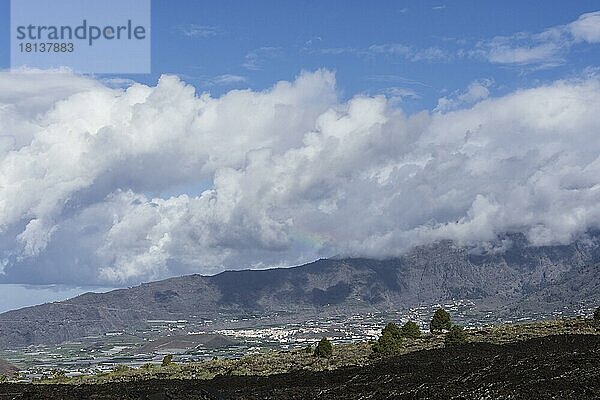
[2, 0, 600, 111]
[142, 0, 599, 111]
[1, 1, 600, 311]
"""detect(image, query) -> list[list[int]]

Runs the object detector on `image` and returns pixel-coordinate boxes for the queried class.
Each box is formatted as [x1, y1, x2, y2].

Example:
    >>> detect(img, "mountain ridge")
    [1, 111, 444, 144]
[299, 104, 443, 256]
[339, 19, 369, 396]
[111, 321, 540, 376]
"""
[0, 233, 599, 348]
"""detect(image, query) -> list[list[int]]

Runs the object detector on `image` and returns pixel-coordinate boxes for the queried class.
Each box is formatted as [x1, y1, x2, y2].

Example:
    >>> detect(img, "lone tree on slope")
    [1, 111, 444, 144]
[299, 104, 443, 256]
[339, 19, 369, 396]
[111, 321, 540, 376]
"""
[161, 354, 174, 366]
[430, 308, 452, 333]
[314, 337, 333, 358]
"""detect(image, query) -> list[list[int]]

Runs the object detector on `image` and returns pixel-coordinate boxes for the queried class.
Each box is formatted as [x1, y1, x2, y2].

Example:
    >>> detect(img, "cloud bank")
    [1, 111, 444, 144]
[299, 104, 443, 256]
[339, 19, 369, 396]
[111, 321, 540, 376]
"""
[1, 68, 600, 284]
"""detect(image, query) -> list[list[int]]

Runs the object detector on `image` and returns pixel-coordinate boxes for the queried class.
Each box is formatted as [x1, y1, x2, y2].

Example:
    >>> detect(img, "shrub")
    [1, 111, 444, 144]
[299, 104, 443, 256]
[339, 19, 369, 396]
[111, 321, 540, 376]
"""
[445, 325, 467, 347]
[304, 344, 313, 354]
[113, 365, 131, 373]
[430, 308, 452, 333]
[314, 337, 333, 358]
[401, 321, 421, 339]
[52, 369, 65, 378]
[162, 354, 174, 366]
[594, 307, 600, 323]
[0, 374, 6, 383]
[372, 322, 404, 355]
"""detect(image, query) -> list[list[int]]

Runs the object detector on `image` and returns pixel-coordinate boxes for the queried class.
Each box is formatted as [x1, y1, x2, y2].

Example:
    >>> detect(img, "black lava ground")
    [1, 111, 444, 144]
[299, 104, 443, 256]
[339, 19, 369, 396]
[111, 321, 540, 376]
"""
[1, 334, 599, 399]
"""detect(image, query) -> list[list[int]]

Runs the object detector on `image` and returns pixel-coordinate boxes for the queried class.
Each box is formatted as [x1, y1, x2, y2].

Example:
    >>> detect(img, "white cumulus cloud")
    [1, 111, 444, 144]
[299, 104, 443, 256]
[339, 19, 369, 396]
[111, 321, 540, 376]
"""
[1, 68, 600, 284]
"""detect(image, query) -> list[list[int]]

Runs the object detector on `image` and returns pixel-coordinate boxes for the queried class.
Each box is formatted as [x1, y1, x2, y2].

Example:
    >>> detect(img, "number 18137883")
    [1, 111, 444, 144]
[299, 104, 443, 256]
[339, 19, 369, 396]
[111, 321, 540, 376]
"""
[19, 42, 74, 52]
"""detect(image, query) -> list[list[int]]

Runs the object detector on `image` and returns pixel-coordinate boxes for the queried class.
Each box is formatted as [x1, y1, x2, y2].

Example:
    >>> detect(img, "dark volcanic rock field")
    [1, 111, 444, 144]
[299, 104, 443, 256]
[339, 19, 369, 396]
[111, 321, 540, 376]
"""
[1, 334, 599, 399]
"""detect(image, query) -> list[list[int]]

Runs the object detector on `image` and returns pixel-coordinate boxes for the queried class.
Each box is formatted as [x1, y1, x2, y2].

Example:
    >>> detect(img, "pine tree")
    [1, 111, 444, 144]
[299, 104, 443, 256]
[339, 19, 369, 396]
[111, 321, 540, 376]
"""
[445, 325, 467, 346]
[430, 308, 452, 333]
[372, 322, 404, 355]
[400, 321, 421, 339]
[161, 354, 174, 366]
[314, 337, 333, 358]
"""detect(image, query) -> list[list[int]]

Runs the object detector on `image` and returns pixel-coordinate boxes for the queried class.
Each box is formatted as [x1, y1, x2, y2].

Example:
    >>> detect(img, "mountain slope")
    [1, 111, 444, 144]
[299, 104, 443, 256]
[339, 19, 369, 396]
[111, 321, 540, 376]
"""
[0, 234, 599, 348]
[0, 358, 17, 377]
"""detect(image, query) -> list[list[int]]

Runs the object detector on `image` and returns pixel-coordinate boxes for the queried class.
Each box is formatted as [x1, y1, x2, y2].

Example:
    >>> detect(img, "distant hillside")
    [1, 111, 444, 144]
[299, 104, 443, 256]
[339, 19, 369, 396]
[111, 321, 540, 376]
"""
[0, 358, 17, 377]
[508, 262, 600, 315]
[0, 233, 599, 348]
